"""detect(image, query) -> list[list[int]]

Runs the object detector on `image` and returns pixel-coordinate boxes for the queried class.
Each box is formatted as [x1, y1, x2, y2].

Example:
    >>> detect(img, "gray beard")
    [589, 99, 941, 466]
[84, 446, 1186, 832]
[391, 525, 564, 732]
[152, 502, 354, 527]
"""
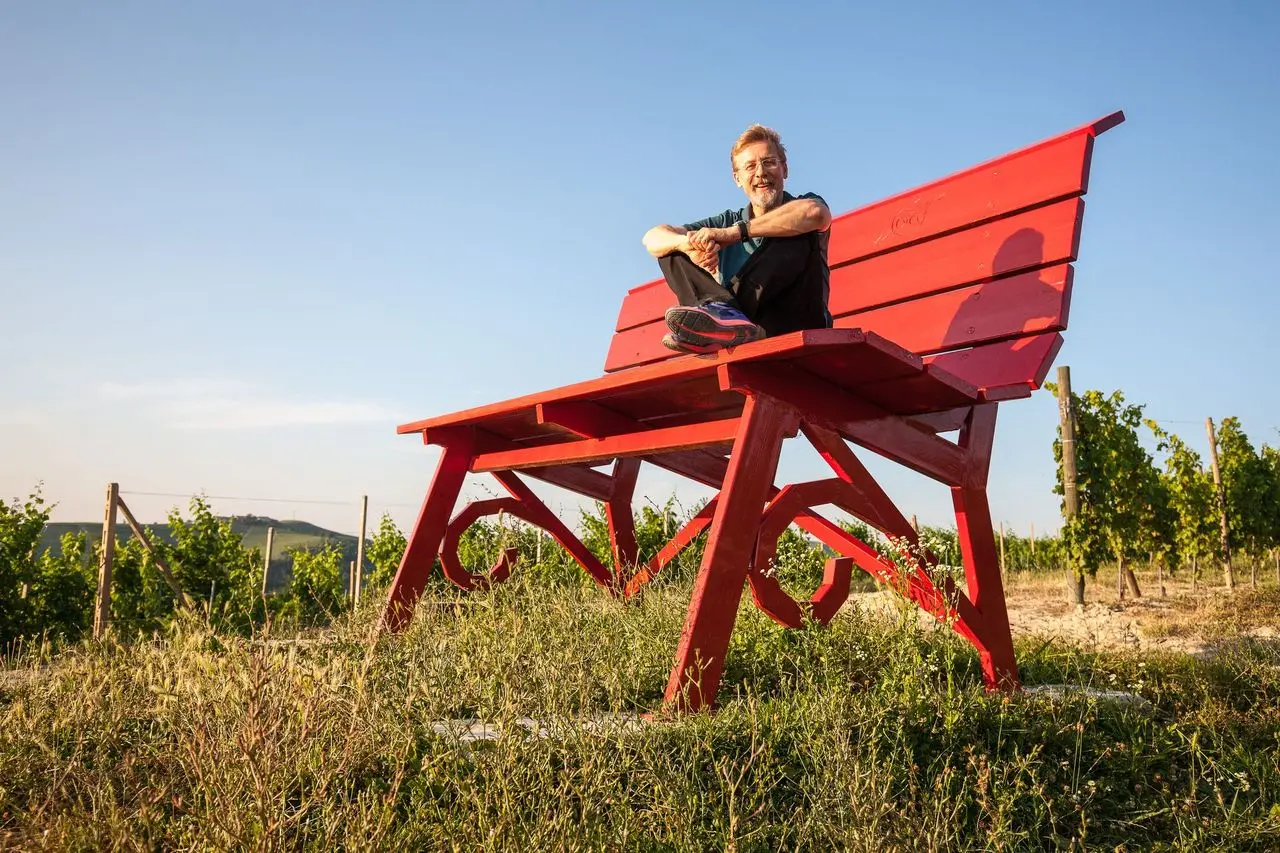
[752, 188, 782, 213]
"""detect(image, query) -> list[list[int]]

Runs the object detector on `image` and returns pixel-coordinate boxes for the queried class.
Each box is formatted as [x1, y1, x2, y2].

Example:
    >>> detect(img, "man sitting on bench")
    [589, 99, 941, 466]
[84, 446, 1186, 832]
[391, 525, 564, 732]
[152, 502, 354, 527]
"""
[642, 124, 835, 354]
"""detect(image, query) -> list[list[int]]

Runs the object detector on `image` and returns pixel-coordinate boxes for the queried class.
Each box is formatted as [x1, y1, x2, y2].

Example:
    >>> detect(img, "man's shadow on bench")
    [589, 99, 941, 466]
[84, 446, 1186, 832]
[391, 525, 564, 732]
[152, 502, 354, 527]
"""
[938, 227, 1062, 361]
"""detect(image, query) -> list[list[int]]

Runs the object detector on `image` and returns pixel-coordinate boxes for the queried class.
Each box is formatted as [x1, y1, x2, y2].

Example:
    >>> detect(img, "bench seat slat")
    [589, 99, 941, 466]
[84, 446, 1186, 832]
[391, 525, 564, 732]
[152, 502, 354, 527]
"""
[399, 330, 865, 435]
[403, 330, 894, 436]
[850, 366, 979, 415]
[603, 313, 930, 381]
[399, 330, 984, 450]
[593, 376, 741, 426]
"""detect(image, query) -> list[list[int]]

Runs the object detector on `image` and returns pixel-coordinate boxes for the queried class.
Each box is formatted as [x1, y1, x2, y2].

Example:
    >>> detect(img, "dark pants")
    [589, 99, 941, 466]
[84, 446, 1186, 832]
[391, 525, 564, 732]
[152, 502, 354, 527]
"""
[657, 233, 832, 337]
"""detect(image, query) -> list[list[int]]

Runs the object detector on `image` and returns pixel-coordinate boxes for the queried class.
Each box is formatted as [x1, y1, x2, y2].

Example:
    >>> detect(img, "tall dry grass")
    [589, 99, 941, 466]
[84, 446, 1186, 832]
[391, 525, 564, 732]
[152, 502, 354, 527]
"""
[2, 575, 1278, 850]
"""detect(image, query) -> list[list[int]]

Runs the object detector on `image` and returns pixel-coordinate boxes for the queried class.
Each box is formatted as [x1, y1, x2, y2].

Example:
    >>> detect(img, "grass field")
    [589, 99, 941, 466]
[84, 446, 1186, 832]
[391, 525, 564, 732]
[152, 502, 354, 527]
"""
[2, 573, 1278, 850]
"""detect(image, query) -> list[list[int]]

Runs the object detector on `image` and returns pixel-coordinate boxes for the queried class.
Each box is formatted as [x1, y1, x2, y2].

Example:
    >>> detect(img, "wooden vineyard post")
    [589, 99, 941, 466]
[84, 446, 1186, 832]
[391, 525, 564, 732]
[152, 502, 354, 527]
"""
[1206, 418, 1235, 592]
[262, 526, 275, 596]
[354, 495, 368, 606]
[94, 483, 119, 639]
[1117, 554, 1126, 602]
[1057, 367, 1084, 605]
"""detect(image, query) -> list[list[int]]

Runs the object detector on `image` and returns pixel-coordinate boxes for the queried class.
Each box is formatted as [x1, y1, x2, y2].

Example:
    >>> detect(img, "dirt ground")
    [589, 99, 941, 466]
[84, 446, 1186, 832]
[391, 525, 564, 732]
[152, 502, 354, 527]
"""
[846, 569, 1280, 659]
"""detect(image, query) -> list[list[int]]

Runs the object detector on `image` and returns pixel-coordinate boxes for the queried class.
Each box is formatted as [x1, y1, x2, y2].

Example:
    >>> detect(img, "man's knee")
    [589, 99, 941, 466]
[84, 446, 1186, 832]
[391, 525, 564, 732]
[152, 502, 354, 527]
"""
[658, 251, 704, 280]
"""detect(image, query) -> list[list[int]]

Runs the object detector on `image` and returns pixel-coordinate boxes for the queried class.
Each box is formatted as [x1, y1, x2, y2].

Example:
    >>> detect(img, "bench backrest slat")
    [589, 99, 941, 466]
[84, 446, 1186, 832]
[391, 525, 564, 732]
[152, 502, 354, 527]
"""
[608, 262, 1071, 374]
[828, 197, 1082, 317]
[604, 112, 1123, 397]
[833, 264, 1071, 355]
[823, 133, 1093, 269]
[925, 333, 1063, 402]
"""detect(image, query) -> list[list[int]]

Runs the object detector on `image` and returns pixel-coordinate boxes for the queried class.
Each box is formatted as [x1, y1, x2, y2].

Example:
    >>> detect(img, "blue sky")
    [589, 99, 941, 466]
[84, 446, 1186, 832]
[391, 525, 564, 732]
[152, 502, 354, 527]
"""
[2, 1, 1277, 540]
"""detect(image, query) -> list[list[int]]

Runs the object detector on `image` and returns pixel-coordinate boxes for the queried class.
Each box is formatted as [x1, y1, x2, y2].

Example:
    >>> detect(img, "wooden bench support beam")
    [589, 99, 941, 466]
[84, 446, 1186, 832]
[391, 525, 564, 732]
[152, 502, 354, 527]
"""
[909, 406, 974, 434]
[472, 417, 741, 472]
[438, 497, 522, 590]
[493, 470, 616, 591]
[522, 465, 616, 502]
[802, 424, 919, 542]
[624, 497, 718, 598]
[538, 400, 731, 488]
[421, 426, 617, 501]
[719, 361, 969, 486]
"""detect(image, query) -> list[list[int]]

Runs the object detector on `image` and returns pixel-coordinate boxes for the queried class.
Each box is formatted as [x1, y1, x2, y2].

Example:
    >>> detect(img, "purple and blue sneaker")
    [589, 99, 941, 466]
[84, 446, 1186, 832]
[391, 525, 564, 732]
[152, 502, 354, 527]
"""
[663, 301, 765, 352]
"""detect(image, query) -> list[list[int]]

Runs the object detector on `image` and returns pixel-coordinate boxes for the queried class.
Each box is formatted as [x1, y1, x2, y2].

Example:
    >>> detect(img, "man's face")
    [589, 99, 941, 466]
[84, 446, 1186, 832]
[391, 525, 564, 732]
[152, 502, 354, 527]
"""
[733, 140, 787, 212]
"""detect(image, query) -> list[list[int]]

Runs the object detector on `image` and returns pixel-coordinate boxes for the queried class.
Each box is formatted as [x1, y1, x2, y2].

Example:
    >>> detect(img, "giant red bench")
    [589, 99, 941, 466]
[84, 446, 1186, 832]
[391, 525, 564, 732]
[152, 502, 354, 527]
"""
[383, 111, 1125, 713]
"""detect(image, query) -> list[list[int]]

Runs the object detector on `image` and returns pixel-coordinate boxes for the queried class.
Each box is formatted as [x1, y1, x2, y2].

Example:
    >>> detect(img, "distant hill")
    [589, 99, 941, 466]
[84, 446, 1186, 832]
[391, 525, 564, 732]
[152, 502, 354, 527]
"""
[40, 515, 362, 592]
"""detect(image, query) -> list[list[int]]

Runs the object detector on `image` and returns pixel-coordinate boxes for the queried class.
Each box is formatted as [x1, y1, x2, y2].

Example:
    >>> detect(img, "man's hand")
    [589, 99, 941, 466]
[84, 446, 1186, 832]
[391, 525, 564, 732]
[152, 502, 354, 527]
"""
[689, 225, 741, 250]
[643, 223, 736, 275]
[684, 238, 720, 276]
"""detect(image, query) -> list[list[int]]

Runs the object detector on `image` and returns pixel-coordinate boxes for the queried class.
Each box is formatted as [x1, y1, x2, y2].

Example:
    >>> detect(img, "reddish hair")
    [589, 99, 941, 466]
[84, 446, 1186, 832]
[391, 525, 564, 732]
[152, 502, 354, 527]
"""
[731, 124, 787, 169]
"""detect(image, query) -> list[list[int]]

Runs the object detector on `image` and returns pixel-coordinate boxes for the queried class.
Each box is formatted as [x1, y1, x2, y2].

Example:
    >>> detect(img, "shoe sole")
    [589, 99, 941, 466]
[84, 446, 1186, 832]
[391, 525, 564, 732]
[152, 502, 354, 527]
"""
[662, 334, 721, 355]
[664, 307, 765, 350]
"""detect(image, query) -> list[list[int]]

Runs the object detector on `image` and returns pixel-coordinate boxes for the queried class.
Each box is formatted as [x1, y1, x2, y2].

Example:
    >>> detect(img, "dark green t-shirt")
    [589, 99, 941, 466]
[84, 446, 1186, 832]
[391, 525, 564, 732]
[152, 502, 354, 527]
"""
[683, 191, 829, 286]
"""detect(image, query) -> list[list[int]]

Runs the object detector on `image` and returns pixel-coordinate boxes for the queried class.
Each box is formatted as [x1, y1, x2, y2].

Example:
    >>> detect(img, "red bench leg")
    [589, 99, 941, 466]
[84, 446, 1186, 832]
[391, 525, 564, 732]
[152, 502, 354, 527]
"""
[381, 438, 473, 632]
[953, 405, 1019, 690]
[953, 485, 1019, 689]
[664, 393, 793, 713]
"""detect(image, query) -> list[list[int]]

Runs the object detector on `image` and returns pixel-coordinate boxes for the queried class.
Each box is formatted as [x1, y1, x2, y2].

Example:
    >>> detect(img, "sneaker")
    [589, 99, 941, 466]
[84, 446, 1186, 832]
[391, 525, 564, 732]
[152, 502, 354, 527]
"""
[661, 332, 722, 355]
[663, 301, 766, 351]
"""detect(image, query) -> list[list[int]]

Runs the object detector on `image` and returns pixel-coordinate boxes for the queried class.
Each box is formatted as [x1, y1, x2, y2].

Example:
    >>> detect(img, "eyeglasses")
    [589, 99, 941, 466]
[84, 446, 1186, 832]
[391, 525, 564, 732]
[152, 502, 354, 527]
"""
[735, 157, 781, 175]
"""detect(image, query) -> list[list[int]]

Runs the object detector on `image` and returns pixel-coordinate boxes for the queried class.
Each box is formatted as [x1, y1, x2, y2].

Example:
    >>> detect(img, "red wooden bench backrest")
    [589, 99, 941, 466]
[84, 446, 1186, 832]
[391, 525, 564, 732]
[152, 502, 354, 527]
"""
[605, 112, 1124, 401]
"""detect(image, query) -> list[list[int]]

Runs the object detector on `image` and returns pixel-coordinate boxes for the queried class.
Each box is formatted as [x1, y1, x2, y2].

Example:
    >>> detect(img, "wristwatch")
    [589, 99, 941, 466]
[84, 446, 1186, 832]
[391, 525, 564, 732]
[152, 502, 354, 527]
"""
[736, 219, 750, 242]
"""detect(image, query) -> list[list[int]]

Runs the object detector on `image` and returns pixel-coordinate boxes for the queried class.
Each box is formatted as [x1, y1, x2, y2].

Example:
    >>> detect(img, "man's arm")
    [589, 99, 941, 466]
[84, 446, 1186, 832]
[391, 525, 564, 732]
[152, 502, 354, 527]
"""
[642, 224, 692, 258]
[690, 196, 831, 249]
[746, 196, 832, 238]
[643, 223, 720, 275]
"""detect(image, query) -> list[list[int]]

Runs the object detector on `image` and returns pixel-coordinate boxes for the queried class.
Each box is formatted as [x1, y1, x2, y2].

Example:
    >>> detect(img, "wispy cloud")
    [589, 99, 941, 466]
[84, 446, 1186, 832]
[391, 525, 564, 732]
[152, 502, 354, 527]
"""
[98, 378, 249, 401]
[97, 379, 405, 430]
